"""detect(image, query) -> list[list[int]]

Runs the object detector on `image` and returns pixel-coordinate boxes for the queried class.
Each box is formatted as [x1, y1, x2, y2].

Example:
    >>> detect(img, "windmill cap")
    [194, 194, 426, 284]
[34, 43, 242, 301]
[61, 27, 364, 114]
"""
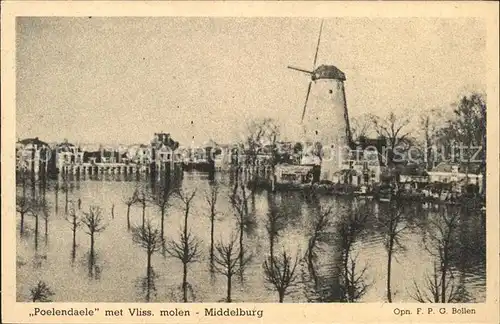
[312, 65, 346, 81]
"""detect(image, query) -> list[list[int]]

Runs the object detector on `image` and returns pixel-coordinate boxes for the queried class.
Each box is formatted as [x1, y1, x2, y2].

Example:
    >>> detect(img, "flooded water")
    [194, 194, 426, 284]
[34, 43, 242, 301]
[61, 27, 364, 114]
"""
[16, 172, 486, 303]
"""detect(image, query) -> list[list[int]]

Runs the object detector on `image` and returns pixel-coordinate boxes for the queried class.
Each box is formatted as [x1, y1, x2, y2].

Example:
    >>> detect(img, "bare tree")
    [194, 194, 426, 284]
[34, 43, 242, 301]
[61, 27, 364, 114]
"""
[212, 232, 250, 302]
[371, 111, 412, 166]
[410, 208, 469, 303]
[30, 198, 48, 251]
[16, 164, 29, 199]
[340, 252, 369, 302]
[32, 204, 40, 251]
[123, 189, 138, 231]
[54, 181, 59, 214]
[265, 192, 287, 260]
[135, 188, 150, 230]
[30, 281, 54, 302]
[41, 200, 50, 242]
[152, 182, 174, 250]
[17, 196, 33, 236]
[378, 201, 409, 303]
[165, 189, 200, 302]
[165, 229, 201, 303]
[244, 118, 280, 167]
[443, 93, 486, 186]
[81, 206, 107, 262]
[205, 183, 220, 268]
[131, 220, 162, 302]
[350, 113, 374, 144]
[305, 205, 333, 287]
[263, 250, 299, 302]
[335, 202, 370, 302]
[410, 260, 470, 303]
[230, 181, 251, 278]
[60, 175, 71, 214]
[417, 108, 447, 170]
[66, 202, 81, 262]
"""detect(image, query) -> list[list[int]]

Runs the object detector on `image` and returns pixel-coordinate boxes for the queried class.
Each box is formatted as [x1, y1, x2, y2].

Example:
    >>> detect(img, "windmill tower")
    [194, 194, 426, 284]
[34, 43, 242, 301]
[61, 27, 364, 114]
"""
[288, 20, 352, 182]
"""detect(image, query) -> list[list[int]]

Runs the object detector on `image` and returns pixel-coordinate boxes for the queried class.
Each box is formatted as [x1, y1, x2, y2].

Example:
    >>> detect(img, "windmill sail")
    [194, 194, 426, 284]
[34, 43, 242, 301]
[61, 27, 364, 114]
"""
[312, 20, 323, 70]
[301, 81, 312, 123]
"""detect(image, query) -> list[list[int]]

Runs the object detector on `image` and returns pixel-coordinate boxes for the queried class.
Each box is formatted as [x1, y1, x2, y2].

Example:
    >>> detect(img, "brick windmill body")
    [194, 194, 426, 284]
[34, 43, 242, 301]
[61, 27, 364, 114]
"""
[288, 21, 352, 182]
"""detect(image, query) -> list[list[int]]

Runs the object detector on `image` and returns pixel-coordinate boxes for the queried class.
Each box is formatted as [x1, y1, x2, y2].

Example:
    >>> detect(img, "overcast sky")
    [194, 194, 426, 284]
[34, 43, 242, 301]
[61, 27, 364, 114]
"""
[16, 17, 486, 146]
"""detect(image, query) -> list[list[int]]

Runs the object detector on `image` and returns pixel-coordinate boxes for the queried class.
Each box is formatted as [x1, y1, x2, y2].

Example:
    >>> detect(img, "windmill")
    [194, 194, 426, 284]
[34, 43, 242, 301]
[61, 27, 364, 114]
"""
[288, 20, 353, 181]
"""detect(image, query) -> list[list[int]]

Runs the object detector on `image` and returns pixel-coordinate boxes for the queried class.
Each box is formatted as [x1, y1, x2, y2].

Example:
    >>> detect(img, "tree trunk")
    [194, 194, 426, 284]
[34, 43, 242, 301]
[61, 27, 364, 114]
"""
[387, 240, 393, 303]
[142, 203, 146, 229]
[34, 214, 39, 250]
[210, 215, 214, 266]
[161, 208, 165, 240]
[307, 244, 318, 287]
[72, 226, 77, 254]
[22, 173, 27, 199]
[31, 175, 36, 200]
[20, 212, 25, 236]
[184, 206, 189, 237]
[147, 251, 152, 280]
[441, 252, 448, 303]
[343, 249, 350, 300]
[65, 189, 69, 214]
[55, 187, 59, 214]
[71, 244, 76, 263]
[270, 236, 275, 261]
[90, 233, 95, 261]
[126, 205, 131, 230]
[239, 225, 244, 271]
[146, 251, 152, 302]
[227, 274, 232, 302]
[278, 290, 285, 303]
[182, 262, 188, 302]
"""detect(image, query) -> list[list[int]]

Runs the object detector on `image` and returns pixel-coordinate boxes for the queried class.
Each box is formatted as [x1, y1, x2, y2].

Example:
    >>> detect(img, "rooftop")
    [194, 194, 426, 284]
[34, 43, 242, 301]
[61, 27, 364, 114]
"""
[17, 137, 49, 147]
[312, 65, 346, 81]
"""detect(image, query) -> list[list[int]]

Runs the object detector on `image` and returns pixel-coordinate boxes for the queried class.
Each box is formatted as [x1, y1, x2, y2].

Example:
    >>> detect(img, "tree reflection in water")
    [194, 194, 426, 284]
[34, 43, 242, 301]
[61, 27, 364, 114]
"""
[83, 251, 102, 280]
[15, 173, 486, 303]
[135, 268, 158, 302]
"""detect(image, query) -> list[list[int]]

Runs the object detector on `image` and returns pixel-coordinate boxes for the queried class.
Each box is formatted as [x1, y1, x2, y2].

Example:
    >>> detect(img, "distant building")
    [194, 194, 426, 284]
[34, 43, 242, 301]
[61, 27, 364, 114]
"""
[333, 147, 383, 186]
[152, 132, 179, 151]
[427, 162, 483, 193]
[275, 164, 315, 185]
[213, 144, 232, 171]
[16, 137, 51, 174]
[55, 141, 83, 169]
[128, 144, 152, 165]
[398, 164, 429, 189]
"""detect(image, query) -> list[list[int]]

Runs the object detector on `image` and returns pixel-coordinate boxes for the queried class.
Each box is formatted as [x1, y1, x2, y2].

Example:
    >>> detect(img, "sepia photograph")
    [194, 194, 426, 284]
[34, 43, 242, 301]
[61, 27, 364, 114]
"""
[2, 1, 499, 323]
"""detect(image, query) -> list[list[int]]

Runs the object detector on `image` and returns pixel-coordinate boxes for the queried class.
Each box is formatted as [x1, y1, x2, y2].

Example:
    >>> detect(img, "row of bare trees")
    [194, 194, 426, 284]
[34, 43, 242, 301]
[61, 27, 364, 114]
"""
[127, 186, 200, 302]
[350, 92, 486, 189]
[65, 203, 107, 280]
[19, 166, 472, 303]
[298, 195, 470, 304]
[126, 171, 302, 303]
[119, 177, 471, 304]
